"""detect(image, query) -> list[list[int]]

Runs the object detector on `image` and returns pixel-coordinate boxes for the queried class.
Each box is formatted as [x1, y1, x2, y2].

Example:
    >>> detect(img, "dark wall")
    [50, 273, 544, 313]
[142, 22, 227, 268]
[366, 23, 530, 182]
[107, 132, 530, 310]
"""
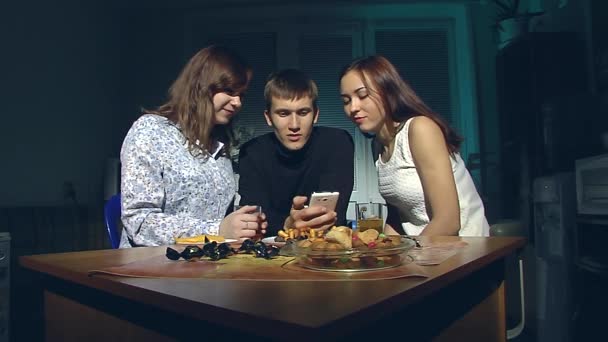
[0, 1, 191, 208]
[0, 0, 124, 207]
[0, 0, 597, 214]
[118, 8, 186, 125]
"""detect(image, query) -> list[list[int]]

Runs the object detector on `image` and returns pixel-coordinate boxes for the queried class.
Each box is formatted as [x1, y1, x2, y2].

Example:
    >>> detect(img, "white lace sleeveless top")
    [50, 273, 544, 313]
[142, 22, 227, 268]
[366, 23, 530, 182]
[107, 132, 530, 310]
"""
[377, 118, 489, 236]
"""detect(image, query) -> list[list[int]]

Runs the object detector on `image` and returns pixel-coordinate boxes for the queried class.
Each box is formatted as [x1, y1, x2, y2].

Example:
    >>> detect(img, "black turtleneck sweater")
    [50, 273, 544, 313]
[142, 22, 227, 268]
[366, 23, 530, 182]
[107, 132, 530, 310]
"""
[237, 126, 354, 236]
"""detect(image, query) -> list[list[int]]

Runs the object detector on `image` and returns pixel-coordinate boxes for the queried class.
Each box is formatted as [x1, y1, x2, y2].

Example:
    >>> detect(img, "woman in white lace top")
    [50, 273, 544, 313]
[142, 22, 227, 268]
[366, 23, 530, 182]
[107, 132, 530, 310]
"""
[339, 55, 489, 237]
[119, 45, 267, 247]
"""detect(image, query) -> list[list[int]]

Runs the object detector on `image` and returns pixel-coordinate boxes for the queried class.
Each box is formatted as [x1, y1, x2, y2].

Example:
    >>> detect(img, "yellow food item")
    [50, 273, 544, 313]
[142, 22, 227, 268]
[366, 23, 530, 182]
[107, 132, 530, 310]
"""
[277, 227, 324, 240]
[332, 226, 351, 233]
[357, 229, 379, 245]
[174, 234, 225, 244]
[325, 228, 352, 249]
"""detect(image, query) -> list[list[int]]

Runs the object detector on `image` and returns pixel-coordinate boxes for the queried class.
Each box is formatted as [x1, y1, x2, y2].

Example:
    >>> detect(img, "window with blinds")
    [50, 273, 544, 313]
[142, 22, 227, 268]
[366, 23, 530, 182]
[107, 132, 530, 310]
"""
[185, 4, 477, 208]
[375, 29, 453, 126]
[299, 34, 360, 191]
[299, 34, 356, 138]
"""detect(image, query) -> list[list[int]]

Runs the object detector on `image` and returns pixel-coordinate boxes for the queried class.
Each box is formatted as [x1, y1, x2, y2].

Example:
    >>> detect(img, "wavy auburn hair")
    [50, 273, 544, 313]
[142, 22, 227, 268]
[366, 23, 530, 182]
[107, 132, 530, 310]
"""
[146, 45, 252, 155]
[340, 55, 462, 154]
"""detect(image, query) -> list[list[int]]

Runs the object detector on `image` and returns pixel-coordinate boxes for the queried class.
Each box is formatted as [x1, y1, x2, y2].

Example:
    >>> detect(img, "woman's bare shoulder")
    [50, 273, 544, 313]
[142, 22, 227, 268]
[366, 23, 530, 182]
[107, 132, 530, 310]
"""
[409, 116, 441, 134]
[408, 116, 444, 145]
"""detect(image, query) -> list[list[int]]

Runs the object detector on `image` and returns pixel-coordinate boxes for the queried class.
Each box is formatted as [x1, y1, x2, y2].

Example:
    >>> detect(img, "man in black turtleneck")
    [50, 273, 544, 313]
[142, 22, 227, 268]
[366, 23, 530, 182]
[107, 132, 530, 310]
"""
[237, 69, 354, 237]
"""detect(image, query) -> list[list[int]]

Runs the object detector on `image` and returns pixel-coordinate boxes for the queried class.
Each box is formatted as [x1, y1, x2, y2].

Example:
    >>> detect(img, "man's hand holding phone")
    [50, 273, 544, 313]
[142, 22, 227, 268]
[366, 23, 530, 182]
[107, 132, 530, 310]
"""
[283, 192, 338, 231]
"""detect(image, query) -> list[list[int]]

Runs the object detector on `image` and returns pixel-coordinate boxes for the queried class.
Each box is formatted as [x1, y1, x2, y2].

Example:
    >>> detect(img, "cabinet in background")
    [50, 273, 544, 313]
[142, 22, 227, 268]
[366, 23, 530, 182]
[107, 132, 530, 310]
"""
[496, 32, 590, 238]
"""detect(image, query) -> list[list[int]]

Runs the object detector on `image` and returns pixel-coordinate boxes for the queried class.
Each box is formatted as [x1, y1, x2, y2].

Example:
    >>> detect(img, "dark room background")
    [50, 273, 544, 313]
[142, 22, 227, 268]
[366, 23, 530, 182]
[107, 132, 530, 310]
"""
[1, 0, 601, 210]
[1, 0, 606, 341]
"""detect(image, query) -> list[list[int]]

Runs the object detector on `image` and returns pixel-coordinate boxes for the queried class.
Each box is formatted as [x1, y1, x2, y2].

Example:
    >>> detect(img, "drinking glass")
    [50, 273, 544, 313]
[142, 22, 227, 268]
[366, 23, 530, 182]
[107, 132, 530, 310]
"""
[355, 203, 384, 233]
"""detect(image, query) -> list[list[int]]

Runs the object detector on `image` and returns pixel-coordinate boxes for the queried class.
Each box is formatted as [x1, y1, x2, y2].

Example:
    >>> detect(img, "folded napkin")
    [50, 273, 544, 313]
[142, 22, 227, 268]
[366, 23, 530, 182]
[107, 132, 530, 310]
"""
[409, 241, 468, 266]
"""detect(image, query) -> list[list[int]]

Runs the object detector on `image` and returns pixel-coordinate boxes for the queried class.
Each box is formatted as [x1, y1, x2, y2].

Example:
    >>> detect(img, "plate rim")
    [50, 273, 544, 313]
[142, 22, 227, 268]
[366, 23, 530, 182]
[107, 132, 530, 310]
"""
[176, 238, 237, 245]
[261, 236, 285, 245]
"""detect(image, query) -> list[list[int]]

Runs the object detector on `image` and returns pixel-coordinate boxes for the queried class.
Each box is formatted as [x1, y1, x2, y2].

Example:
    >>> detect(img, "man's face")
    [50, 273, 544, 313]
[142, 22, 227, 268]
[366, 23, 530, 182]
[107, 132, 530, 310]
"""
[264, 96, 318, 151]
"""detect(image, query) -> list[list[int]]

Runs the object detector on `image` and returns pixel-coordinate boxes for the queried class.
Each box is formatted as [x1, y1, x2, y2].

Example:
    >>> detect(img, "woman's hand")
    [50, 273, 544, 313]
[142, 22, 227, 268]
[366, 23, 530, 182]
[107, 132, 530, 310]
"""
[383, 223, 400, 236]
[283, 196, 337, 232]
[219, 205, 267, 241]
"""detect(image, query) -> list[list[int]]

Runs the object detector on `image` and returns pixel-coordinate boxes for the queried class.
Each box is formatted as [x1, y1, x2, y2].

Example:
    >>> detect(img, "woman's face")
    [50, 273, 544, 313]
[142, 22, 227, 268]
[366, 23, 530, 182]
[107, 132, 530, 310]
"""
[212, 91, 243, 125]
[340, 71, 386, 134]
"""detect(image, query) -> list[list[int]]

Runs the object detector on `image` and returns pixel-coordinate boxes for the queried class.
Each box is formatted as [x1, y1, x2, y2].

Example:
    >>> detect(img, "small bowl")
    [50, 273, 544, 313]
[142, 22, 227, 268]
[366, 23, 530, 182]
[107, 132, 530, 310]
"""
[293, 235, 415, 272]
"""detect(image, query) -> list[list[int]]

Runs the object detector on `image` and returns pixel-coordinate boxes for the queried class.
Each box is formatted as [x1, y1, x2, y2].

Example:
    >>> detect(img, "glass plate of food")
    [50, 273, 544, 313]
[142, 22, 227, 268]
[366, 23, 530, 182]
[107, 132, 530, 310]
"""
[292, 227, 416, 272]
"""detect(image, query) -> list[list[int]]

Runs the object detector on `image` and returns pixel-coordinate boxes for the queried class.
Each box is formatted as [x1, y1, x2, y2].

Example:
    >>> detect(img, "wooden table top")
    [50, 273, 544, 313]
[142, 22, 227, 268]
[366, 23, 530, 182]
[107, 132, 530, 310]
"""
[20, 236, 525, 337]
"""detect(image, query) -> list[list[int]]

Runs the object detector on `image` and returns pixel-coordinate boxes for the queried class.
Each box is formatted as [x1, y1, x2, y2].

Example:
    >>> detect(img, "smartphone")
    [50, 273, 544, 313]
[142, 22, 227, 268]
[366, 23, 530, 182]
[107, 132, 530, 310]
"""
[308, 191, 339, 212]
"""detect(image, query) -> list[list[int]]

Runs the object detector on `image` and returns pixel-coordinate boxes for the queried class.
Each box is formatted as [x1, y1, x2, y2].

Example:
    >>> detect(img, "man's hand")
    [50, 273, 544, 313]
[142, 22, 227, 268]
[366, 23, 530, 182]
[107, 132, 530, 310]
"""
[283, 196, 337, 232]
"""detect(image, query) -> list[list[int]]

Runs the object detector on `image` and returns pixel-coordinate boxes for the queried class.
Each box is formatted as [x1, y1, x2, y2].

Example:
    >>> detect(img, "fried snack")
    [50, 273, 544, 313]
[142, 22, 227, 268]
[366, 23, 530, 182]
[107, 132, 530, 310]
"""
[357, 229, 379, 245]
[310, 241, 345, 251]
[332, 226, 352, 233]
[277, 227, 324, 240]
[297, 239, 313, 248]
[310, 241, 328, 250]
[174, 234, 225, 244]
[325, 228, 352, 249]
[324, 242, 344, 251]
[351, 233, 366, 248]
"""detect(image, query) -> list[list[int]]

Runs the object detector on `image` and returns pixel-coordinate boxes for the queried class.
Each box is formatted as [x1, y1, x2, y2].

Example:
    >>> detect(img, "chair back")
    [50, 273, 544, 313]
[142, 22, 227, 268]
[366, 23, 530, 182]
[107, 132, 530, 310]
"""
[104, 194, 121, 249]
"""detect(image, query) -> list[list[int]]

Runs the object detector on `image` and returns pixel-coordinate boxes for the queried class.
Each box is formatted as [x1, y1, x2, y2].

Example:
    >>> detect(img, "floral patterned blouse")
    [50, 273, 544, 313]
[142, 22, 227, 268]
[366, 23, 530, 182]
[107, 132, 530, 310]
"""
[119, 114, 236, 248]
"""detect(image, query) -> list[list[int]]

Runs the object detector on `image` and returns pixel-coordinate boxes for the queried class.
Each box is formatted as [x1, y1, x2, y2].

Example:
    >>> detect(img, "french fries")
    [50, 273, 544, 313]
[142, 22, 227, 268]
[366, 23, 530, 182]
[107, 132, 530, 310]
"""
[277, 227, 325, 240]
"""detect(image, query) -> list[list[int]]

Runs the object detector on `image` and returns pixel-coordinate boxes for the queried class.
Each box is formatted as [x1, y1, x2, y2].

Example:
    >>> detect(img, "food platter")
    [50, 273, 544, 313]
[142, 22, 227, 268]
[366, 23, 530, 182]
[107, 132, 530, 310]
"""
[293, 235, 415, 272]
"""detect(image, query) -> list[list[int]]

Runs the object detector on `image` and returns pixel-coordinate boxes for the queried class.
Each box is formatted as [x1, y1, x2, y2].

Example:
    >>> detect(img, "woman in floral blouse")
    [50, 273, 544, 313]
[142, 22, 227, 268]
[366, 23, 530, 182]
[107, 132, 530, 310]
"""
[119, 45, 267, 247]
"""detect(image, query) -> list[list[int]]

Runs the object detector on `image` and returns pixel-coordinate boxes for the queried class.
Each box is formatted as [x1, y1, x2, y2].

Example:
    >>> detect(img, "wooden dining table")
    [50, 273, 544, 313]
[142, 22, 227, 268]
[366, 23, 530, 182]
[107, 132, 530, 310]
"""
[19, 236, 525, 342]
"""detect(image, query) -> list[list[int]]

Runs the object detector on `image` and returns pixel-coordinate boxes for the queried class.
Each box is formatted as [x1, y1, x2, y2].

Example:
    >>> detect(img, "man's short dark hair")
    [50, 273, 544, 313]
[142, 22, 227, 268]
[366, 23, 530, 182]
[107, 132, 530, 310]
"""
[264, 69, 318, 112]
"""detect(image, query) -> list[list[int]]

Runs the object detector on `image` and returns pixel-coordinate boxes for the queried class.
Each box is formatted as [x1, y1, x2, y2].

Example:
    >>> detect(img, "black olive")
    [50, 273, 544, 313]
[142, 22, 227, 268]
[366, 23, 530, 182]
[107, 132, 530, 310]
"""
[166, 247, 181, 260]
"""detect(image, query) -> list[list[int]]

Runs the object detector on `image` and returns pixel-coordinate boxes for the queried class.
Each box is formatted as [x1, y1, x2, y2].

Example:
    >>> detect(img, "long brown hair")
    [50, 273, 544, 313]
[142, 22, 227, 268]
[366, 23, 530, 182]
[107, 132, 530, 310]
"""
[340, 55, 462, 153]
[146, 45, 252, 155]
